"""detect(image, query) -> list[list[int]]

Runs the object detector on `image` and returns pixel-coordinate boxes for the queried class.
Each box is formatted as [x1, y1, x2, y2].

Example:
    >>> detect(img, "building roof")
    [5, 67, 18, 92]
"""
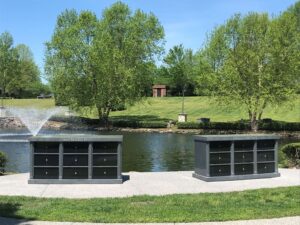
[152, 85, 166, 89]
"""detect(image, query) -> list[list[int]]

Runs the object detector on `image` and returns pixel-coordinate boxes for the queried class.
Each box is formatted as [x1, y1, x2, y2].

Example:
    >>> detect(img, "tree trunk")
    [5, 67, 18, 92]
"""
[250, 112, 258, 132]
[258, 101, 267, 121]
[99, 115, 109, 127]
[181, 89, 185, 114]
[97, 106, 110, 128]
[1, 70, 7, 108]
[1, 86, 4, 108]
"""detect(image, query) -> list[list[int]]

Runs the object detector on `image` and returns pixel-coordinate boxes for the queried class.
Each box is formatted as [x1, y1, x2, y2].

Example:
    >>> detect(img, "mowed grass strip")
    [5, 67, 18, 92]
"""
[3, 99, 55, 109]
[0, 186, 299, 223]
[3, 96, 300, 122]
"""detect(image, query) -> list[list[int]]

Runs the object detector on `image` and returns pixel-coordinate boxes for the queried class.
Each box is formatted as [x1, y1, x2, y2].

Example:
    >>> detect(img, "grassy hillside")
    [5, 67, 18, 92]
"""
[2, 96, 300, 122]
[110, 97, 300, 122]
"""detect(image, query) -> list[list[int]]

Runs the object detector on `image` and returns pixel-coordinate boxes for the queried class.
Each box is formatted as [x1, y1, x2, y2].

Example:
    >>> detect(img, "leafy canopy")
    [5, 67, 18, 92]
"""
[45, 2, 164, 123]
[195, 10, 299, 130]
[163, 44, 195, 95]
[0, 32, 42, 98]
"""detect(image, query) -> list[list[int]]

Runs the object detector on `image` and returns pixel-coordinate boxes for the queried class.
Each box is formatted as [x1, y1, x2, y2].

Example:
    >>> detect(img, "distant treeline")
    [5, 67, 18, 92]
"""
[0, 34, 50, 98]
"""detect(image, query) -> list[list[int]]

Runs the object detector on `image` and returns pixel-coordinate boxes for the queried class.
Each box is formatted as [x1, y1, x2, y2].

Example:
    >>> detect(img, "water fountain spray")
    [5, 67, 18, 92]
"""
[6, 107, 64, 136]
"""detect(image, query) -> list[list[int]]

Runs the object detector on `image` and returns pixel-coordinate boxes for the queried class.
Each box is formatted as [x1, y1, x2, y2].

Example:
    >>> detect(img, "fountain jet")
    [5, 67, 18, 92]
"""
[6, 107, 64, 136]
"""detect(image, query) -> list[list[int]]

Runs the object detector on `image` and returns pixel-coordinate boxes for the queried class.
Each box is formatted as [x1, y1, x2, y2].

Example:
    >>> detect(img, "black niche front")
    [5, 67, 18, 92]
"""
[193, 134, 280, 181]
[28, 135, 123, 184]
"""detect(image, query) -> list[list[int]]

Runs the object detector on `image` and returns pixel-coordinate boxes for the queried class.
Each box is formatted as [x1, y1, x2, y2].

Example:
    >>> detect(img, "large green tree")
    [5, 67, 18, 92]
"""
[163, 44, 195, 113]
[45, 2, 164, 124]
[156, 45, 196, 97]
[14, 44, 41, 97]
[196, 10, 299, 131]
[0, 32, 19, 99]
[0, 32, 44, 99]
[45, 9, 96, 106]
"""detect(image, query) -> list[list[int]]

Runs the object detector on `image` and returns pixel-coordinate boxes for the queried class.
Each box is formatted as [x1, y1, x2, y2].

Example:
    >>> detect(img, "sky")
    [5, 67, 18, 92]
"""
[0, 0, 298, 80]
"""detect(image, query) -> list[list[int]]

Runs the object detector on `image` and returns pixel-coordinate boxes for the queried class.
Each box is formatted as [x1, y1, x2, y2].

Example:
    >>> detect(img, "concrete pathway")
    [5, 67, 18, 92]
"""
[0, 169, 299, 198]
[0, 216, 299, 225]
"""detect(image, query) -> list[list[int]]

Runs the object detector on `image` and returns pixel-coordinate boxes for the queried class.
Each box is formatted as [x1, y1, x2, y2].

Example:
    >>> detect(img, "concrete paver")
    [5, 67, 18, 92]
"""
[0, 169, 299, 198]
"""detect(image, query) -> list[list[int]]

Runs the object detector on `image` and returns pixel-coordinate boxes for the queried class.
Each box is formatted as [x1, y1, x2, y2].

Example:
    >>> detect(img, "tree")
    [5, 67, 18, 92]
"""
[45, 2, 164, 124]
[196, 11, 299, 131]
[284, 1, 300, 93]
[45, 9, 88, 106]
[0, 32, 43, 99]
[14, 44, 41, 97]
[0, 32, 19, 101]
[26, 82, 51, 97]
[163, 44, 195, 113]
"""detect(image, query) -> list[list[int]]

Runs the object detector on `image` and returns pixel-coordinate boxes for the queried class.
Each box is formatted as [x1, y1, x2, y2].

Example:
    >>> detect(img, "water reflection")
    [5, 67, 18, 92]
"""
[122, 133, 194, 172]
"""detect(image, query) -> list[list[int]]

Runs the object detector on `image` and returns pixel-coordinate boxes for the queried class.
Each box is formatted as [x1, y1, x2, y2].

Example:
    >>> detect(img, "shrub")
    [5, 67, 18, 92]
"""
[259, 121, 300, 131]
[112, 120, 168, 128]
[111, 103, 126, 111]
[278, 147, 290, 168]
[262, 118, 272, 123]
[138, 121, 168, 128]
[0, 151, 7, 175]
[177, 120, 300, 131]
[177, 122, 201, 129]
[112, 120, 138, 128]
[280, 143, 300, 168]
[209, 122, 250, 130]
[177, 121, 250, 130]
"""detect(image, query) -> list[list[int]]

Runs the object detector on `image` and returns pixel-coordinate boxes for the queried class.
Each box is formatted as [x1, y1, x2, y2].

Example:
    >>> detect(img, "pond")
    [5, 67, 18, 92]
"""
[0, 129, 298, 173]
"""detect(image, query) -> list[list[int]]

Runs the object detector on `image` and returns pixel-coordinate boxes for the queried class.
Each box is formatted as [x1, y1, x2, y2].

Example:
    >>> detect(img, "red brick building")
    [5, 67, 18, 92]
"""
[152, 85, 167, 97]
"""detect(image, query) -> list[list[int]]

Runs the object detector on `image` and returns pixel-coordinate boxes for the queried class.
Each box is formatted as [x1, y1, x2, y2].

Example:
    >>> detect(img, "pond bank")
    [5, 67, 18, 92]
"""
[1, 116, 300, 138]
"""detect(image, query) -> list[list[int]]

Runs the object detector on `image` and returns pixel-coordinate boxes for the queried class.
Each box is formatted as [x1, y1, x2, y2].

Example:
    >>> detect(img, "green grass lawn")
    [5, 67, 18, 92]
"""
[110, 96, 300, 122]
[2, 99, 55, 109]
[0, 187, 299, 223]
[3, 96, 300, 122]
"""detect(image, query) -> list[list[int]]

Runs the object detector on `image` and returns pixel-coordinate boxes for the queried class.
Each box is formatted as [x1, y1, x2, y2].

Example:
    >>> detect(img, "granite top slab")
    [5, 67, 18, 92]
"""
[29, 134, 123, 142]
[194, 134, 280, 141]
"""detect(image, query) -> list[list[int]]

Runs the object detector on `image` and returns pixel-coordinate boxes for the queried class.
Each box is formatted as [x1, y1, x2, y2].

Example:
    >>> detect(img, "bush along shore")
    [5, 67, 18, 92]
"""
[51, 116, 300, 134]
[1, 116, 300, 137]
[280, 143, 300, 168]
[177, 121, 300, 131]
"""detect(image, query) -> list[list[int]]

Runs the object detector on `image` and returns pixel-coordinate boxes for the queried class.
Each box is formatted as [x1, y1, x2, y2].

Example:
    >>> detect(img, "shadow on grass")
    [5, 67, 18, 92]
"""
[0, 202, 35, 224]
[110, 115, 171, 123]
[0, 203, 20, 217]
[51, 115, 171, 124]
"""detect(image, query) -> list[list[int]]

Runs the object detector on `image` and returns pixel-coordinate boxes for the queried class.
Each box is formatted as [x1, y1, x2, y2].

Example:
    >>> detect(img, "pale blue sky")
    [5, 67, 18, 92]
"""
[0, 0, 297, 78]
